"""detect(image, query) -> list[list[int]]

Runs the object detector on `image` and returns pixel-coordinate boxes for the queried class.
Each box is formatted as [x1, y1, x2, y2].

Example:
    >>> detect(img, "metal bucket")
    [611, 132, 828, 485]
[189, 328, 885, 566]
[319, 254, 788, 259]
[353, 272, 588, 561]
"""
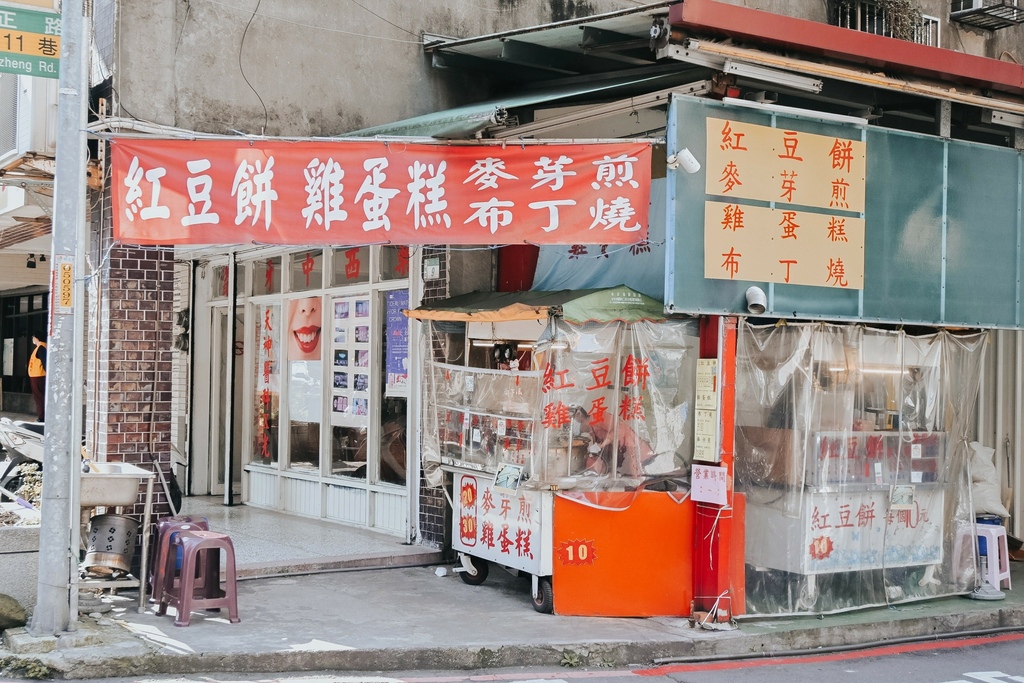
[84, 513, 139, 578]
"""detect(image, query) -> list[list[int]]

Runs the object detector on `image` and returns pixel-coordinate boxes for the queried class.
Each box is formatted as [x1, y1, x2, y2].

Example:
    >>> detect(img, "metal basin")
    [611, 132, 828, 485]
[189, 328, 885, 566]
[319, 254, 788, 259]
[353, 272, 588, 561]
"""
[80, 462, 152, 508]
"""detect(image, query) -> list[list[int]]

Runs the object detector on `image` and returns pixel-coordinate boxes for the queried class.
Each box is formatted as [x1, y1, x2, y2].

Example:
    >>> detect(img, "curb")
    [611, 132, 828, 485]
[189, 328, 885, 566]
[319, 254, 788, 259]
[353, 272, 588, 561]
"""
[6, 603, 1024, 679]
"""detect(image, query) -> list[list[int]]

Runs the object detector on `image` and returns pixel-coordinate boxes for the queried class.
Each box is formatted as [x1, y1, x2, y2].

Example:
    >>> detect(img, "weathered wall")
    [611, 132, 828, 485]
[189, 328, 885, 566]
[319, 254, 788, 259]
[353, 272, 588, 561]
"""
[111, 0, 632, 137]
[702, 0, 1023, 67]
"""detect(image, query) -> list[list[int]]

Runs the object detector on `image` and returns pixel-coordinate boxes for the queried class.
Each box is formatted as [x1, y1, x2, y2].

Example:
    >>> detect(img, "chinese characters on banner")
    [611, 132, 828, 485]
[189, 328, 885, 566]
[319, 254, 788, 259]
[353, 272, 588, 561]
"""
[253, 304, 280, 465]
[803, 489, 943, 573]
[704, 118, 867, 289]
[453, 472, 545, 575]
[111, 139, 653, 246]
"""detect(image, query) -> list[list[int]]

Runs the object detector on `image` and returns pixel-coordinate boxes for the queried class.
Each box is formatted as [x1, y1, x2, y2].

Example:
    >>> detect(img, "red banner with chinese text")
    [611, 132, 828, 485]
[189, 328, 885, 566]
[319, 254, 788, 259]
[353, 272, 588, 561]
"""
[111, 138, 653, 246]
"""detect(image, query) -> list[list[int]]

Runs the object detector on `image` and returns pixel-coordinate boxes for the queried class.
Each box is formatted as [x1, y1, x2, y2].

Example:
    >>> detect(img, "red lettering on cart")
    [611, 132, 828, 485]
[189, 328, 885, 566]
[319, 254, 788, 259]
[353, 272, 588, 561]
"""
[480, 521, 495, 549]
[498, 524, 514, 554]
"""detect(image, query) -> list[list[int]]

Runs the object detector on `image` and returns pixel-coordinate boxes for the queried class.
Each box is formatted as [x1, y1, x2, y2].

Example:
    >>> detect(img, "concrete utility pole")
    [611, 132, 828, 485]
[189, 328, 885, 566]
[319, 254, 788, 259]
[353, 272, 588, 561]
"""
[29, 0, 89, 635]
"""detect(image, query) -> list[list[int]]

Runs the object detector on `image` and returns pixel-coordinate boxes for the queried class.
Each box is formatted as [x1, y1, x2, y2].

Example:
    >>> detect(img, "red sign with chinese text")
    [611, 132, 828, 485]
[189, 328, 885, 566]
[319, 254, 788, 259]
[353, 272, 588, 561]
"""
[111, 138, 653, 246]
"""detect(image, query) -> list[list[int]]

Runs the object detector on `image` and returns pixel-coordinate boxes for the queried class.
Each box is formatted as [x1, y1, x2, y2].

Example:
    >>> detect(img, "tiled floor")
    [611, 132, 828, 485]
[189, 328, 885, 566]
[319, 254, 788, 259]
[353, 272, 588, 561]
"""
[177, 496, 439, 575]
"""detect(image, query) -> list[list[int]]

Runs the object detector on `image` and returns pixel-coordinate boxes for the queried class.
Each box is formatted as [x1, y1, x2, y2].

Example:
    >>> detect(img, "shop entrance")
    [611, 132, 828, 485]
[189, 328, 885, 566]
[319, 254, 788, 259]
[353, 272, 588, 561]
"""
[209, 304, 243, 498]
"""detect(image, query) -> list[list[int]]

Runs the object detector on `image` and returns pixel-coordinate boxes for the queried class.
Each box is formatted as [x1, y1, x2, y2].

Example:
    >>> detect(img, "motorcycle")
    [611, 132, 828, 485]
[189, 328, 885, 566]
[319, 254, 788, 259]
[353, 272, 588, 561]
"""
[0, 418, 44, 497]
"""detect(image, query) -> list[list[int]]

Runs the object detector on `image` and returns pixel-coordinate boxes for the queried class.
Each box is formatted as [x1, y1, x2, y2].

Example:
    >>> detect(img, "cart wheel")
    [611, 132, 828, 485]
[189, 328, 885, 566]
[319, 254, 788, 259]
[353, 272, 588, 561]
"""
[459, 556, 489, 585]
[531, 576, 553, 613]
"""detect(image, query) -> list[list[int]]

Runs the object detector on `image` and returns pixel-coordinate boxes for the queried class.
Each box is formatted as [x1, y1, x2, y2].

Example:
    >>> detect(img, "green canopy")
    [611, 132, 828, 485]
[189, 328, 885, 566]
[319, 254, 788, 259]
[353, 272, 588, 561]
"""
[405, 285, 666, 324]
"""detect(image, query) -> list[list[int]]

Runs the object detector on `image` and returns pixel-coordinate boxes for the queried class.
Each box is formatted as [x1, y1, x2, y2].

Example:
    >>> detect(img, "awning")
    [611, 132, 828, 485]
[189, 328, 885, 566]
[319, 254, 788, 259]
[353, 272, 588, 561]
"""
[345, 69, 699, 139]
[406, 285, 667, 324]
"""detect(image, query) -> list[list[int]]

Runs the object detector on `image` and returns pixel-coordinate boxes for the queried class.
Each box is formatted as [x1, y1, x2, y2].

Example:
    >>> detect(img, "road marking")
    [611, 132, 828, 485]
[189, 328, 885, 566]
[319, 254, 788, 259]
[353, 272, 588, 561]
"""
[638, 632, 1024, 675]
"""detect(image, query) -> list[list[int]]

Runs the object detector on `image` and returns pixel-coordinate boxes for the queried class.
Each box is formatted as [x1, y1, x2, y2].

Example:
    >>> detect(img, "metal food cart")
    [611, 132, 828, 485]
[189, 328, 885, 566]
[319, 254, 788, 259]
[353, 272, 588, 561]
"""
[409, 286, 705, 615]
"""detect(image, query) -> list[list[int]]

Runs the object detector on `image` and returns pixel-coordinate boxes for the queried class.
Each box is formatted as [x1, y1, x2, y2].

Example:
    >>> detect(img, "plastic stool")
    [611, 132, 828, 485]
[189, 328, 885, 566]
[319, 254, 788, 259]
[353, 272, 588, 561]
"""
[952, 523, 1012, 591]
[977, 524, 1012, 590]
[156, 530, 240, 627]
[149, 518, 210, 604]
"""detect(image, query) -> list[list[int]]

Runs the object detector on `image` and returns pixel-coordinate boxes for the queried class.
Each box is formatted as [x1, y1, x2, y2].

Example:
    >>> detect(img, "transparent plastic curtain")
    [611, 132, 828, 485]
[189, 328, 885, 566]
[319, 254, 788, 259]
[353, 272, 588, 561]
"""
[421, 322, 543, 483]
[531, 318, 700, 494]
[736, 321, 987, 615]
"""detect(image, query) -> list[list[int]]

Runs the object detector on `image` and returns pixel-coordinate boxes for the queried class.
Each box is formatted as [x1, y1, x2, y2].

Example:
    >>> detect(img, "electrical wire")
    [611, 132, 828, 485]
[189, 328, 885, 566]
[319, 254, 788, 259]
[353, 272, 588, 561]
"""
[238, 0, 269, 135]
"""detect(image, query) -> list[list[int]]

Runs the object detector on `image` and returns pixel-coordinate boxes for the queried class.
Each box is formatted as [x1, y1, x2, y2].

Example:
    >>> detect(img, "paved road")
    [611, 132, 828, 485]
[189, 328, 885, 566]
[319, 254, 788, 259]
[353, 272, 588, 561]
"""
[22, 632, 1024, 683]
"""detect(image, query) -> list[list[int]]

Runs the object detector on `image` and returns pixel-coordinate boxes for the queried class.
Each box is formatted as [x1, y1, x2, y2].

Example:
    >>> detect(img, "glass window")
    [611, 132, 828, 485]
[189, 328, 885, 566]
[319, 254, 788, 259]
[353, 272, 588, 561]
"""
[286, 295, 324, 473]
[327, 293, 371, 479]
[331, 426, 367, 479]
[251, 304, 280, 467]
[380, 245, 411, 282]
[252, 257, 282, 296]
[290, 250, 323, 292]
[210, 265, 242, 300]
[331, 246, 370, 286]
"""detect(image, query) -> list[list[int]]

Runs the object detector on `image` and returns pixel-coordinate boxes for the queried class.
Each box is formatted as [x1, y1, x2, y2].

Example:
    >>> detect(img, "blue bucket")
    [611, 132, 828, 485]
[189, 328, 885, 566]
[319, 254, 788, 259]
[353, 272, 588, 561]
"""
[977, 515, 1002, 555]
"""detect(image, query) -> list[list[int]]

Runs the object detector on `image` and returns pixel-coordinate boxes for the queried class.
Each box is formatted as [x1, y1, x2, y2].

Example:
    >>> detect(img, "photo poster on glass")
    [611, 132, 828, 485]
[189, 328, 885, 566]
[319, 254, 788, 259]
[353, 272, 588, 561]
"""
[287, 297, 322, 422]
[385, 289, 410, 397]
[331, 294, 371, 428]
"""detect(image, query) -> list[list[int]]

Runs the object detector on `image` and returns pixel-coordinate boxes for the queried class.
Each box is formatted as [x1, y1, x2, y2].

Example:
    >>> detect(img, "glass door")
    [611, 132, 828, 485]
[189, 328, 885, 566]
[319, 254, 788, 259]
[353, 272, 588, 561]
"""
[210, 305, 244, 495]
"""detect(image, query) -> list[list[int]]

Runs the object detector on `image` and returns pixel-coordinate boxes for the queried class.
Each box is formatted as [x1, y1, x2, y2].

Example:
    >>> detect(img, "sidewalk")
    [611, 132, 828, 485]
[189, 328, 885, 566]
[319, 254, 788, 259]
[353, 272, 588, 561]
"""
[3, 559, 1024, 680]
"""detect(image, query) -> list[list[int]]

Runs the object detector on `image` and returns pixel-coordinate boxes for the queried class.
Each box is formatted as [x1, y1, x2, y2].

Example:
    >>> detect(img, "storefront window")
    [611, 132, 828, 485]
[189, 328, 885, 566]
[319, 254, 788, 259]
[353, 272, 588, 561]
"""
[290, 251, 323, 292]
[328, 293, 371, 479]
[286, 296, 324, 472]
[380, 289, 410, 485]
[252, 257, 282, 296]
[252, 304, 280, 467]
[211, 264, 242, 300]
[331, 246, 370, 286]
[379, 246, 411, 282]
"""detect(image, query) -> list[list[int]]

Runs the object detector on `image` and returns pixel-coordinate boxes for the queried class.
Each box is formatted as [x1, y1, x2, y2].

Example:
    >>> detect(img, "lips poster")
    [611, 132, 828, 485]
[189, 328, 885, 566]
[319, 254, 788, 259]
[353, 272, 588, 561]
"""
[287, 296, 322, 424]
[331, 293, 371, 428]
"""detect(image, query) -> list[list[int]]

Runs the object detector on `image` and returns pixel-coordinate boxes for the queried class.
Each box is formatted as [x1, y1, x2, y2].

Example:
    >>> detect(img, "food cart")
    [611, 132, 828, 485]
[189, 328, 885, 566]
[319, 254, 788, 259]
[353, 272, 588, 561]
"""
[408, 285, 721, 616]
[734, 321, 987, 614]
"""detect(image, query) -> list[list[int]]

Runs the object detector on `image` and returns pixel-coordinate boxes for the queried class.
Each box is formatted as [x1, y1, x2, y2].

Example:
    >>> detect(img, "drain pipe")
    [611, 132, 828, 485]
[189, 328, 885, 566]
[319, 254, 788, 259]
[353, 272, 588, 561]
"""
[225, 252, 238, 506]
[651, 625, 1024, 665]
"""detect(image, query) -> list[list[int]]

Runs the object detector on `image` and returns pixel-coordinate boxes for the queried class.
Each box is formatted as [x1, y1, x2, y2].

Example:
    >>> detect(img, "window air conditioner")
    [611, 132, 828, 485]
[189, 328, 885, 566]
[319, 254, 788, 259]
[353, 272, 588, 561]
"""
[0, 74, 58, 169]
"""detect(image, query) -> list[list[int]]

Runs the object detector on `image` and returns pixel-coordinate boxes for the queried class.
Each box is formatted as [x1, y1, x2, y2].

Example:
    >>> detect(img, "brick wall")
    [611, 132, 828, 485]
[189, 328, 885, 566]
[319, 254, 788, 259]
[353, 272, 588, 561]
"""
[89, 214, 177, 522]
[418, 246, 449, 550]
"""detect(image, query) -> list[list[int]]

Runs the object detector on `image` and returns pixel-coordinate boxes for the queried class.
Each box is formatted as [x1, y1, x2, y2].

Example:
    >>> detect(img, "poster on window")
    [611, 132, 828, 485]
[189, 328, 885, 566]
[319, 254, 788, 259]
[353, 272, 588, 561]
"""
[331, 294, 371, 428]
[287, 297, 322, 422]
[253, 305, 280, 465]
[386, 289, 409, 397]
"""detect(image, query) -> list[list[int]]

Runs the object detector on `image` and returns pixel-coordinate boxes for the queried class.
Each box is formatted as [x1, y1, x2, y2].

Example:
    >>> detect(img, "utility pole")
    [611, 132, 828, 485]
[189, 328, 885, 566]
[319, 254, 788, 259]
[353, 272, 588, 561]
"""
[28, 0, 88, 635]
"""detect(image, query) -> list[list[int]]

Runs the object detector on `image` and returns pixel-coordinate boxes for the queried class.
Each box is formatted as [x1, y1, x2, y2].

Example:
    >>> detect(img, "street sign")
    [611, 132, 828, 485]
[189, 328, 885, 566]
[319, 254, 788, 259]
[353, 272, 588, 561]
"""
[0, 6, 59, 78]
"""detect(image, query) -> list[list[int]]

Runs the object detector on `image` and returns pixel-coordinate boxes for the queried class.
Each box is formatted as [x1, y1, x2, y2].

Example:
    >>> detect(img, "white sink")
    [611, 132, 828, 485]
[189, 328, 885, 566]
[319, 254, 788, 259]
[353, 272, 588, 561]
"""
[80, 462, 154, 508]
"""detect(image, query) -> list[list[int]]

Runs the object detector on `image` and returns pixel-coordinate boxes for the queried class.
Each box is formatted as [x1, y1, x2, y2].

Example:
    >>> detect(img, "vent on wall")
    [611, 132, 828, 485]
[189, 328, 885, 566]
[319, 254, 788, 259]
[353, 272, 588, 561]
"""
[0, 74, 58, 169]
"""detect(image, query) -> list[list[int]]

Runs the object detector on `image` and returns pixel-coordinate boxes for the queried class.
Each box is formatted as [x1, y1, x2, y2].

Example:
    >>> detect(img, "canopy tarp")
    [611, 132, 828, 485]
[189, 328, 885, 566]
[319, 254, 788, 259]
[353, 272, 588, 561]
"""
[405, 285, 666, 324]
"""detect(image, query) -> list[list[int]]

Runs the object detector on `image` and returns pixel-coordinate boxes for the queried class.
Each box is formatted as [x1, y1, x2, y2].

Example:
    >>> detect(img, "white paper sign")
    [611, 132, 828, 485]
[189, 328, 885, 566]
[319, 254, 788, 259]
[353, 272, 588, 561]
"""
[691, 463, 728, 505]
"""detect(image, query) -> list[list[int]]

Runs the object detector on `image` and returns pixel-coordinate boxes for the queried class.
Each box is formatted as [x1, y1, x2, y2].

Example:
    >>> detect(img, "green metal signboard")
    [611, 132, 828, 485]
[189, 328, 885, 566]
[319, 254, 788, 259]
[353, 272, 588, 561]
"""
[0, 6, 60, 78]
[666, 95, 1024, 329]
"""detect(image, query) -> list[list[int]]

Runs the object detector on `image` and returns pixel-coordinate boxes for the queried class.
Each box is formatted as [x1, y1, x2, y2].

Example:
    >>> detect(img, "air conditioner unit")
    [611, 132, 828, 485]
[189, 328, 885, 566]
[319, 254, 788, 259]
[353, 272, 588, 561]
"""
[0, 74, 58, 170]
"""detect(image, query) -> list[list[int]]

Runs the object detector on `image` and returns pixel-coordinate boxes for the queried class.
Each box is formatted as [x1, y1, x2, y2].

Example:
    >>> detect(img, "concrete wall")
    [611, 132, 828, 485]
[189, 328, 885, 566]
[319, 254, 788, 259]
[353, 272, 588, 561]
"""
[0, 526, 39, 612]
[111, 0, 630, 137]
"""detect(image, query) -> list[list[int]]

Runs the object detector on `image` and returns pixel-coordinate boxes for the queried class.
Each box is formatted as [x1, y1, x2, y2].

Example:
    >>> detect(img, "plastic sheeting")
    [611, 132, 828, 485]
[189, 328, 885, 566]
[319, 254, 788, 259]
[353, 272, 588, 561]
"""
[421, 317, 700, 493]
[736, 321, 987, 615]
